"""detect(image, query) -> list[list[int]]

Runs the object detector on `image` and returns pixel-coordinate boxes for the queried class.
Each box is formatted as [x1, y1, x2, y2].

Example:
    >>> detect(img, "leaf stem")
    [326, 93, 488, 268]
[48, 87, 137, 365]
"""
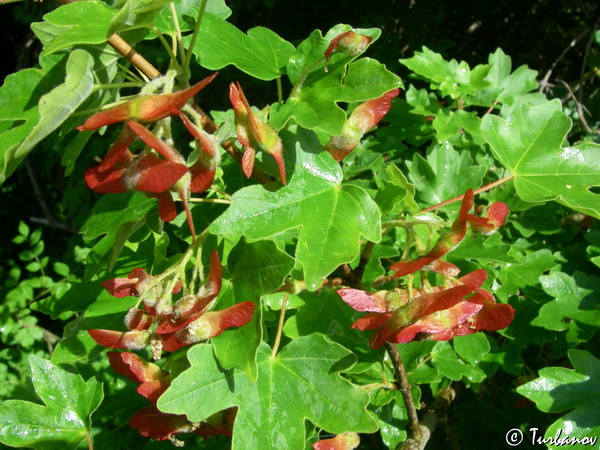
[418, 175, 514, 214]
[169, 2, 187, 66]
[271, 292, 289, 358]
[187, 197, 231, 204]
[183, 0, 209, 73]
[93, 82, 146, 91]
[151, 26, 179, 70]
[276, 76, 283, 104]
[85, 431, 93, 450]
[385, 343, 422, 442]
[289, 56, 325, 98]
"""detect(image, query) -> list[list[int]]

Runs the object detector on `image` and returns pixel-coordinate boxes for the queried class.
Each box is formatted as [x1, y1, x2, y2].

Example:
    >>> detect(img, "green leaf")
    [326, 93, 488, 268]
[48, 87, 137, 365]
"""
[0, 355, 103, 449]
[431, 341, 486, 383]
[188, 13, 295, 80]
[32, 281, 111, 319]
[31, 1, 116, 56]
[108, 0, 172, 35]
[375, 163, 418, 214]
[80, 192, 154, 279]
[466, 48, 541, 107]
[448, 232, 516, 264]
[211, 127, 381, 289]
[453, 333, 490, 365]
[272, 57, 402, 135]
[533, 271, 600, 340]
[494, 249, 559, 301]
[0, 50, 94, 184]
[481, 100, 600, 218]
[18, 221, 29, 237]
[406, 142, 487, 206]
[212, 281, 262, 382]
[400, 46, 490, 99]
[227, 237, 295, 301]
[517, 350, 600, 447]
[158, 335, 378, 449]
[154, 0, 232, 33]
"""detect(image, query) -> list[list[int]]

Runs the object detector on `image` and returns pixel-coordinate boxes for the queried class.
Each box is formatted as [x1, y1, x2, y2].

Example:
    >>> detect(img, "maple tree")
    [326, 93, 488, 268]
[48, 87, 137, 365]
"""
[0, 1, 599, 449]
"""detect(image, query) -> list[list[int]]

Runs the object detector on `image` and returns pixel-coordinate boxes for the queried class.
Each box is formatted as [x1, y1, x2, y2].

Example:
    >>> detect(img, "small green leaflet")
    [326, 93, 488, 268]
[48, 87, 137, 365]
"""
[0, 50, 94, 185]
[188, 12, 295, 80]
[481, 99, 600, 219]
[211, 127, 381, 289]
[533, 271, 600, 343]
[400, 46, 490, 99]
[466, 48, 542, 107]
[517, 350, 600, 448]
[406, 142, 487, 206]
[158, 336, 378, 449]
[0, 356, 103, 450]
[31, 1, 116, 55]
[431, 341, 486, 383]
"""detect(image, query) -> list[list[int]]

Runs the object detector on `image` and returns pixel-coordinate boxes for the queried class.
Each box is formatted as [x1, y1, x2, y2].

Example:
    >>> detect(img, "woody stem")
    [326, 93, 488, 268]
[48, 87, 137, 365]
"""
[385, 343, 423, 442]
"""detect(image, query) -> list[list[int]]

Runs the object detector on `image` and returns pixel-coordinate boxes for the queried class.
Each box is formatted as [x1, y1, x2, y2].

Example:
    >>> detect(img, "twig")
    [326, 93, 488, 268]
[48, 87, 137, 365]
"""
[385, 343, 422, 442]
[578, 16, 600, 103]
[558, 79, 596, 134]
[25, 160, 78, 234]
[538, 26, 591, 93]
[399, 387, 456, 450]
[418, 175, 514, 214]
[107, 33, 161, 80]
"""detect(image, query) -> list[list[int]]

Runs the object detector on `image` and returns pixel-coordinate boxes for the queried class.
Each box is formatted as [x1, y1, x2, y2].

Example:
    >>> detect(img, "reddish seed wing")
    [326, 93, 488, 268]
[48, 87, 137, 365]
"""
[101, 277, 138, 298]
[129, 406, 195, 441]
[337, 288, 388, 313]
[125, 154, 188, 193]
[88, 329, 150, 350]
[313, 432, 360, 450]
[77, 102, 133, 131]
[84, 166, 128, 193]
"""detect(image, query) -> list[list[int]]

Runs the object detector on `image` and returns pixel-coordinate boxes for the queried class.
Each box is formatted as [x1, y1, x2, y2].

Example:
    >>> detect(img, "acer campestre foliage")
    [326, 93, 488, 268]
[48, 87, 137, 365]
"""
[0, 1, 599, 449]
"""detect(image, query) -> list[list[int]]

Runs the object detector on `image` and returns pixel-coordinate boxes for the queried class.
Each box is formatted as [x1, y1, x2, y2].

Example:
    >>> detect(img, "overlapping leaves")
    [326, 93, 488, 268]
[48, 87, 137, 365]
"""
[517, 350, 600, 445]
[482, 100, 600, 218]
[0, 356, 103, 449]
[270, 25, 403, 135]
[212, 127, 380, 289]
[158, 336, 378, 449]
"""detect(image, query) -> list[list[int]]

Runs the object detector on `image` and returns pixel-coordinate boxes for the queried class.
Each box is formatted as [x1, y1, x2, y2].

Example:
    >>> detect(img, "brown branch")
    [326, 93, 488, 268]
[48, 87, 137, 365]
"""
[107, 34, 161, 80]
[538, 26, 591, 93]
[399, 387, 456, 450]
[418, 175, 514, 214]
[558, 79, 597, 134]
[385, 343, 422, 442]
